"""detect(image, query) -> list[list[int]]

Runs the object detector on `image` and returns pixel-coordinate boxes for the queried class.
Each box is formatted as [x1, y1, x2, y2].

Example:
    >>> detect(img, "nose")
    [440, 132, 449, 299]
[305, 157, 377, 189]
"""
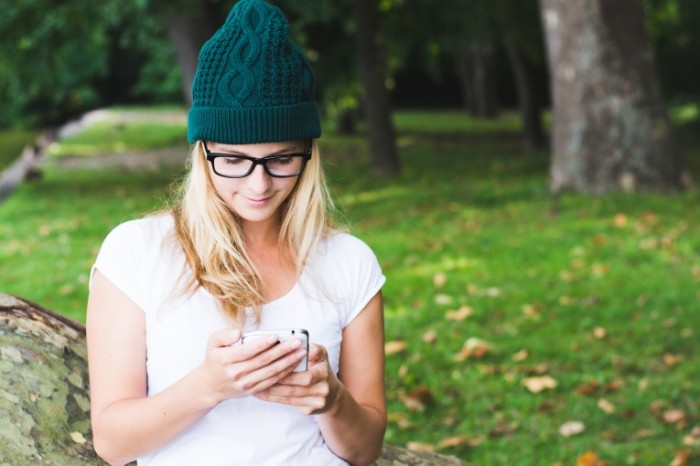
[245, 163, 272, 194]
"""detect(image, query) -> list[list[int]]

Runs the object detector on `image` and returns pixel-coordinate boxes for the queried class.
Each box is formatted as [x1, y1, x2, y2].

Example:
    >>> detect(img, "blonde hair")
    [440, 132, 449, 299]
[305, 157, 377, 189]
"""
[170, 140, 336, 327]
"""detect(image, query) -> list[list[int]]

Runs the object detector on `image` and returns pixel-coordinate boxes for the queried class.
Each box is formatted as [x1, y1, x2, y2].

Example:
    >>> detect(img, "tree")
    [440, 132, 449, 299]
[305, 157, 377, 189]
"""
[353, 0, 400, 176]
[539, 0, 684, 194]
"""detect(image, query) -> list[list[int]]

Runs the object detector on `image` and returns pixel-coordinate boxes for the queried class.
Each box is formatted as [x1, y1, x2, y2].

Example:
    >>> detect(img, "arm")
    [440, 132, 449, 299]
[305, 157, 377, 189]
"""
[256, 291, 386, 465]
[87, 270, 306, 466]
[318, 291, 387, 465]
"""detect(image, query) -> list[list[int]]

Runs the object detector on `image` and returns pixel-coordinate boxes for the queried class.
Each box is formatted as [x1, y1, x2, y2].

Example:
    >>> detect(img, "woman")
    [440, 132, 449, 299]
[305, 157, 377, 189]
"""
[86, 1, 386, 465]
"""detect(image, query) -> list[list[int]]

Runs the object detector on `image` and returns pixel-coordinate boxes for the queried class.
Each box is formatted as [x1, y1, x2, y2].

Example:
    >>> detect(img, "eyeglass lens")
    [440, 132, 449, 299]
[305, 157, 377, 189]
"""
[213, 155, 304, 177]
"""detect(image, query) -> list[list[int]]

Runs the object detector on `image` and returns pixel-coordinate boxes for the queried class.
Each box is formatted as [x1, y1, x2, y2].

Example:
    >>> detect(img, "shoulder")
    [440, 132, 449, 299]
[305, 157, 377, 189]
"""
[319, 231, 378, 259]
[309, 231, 383, 281]
[103, 213, 175, 246]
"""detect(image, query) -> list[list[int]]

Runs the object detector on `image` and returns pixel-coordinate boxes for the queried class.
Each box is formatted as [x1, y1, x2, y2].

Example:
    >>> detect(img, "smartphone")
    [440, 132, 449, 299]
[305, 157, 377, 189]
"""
[241, 328, 309, 372]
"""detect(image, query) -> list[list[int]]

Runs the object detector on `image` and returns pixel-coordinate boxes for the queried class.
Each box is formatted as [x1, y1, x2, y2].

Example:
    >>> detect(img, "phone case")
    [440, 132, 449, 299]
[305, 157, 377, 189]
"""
[241, 328, 309, 372]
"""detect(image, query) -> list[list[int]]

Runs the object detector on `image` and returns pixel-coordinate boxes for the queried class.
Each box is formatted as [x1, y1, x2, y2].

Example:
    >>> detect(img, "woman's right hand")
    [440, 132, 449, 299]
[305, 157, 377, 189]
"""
[198, 328, 307, 404]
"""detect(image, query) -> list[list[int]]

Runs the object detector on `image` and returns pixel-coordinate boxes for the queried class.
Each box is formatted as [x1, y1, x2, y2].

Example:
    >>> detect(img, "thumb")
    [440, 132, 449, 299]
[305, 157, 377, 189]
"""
[208, 328, 242, 348]
[307, 343, 328, 364]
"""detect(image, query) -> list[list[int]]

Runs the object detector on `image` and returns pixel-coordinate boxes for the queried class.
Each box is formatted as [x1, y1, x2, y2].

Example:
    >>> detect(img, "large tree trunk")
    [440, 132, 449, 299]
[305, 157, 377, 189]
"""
[165, 0, 220, 107]
[539, 0, 684, 194]
[353, 0, 401, 176]
[0, 293, 472, 466]
[505, 41, 545, 149]
[0, 294, 104, 464]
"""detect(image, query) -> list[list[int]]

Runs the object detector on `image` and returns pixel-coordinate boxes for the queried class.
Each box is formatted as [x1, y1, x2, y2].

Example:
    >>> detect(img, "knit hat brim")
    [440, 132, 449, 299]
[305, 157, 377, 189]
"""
[188, 102, 321, 145]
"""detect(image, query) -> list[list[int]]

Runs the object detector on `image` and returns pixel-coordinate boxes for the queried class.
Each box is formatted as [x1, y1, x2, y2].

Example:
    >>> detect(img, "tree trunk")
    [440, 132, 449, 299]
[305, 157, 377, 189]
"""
[0, 292, 472, 466]
[0, 294, 105, 465]
[505, 41, 546, 149]
[539, 0, 684, 194]
[165, 0, 220, 108]
[353, 0, 401, 176]
[471, 41, 499, 119]
[455, 48, 477, 116]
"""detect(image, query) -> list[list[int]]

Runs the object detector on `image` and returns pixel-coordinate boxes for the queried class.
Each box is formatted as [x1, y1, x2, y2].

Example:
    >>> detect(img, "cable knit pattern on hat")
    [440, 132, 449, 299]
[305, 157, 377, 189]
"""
[188, 0, 321, 144]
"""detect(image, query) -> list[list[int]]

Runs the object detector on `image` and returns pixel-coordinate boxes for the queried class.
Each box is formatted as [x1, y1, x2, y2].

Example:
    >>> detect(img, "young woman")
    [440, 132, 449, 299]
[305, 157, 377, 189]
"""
[86, 1, 386, 465]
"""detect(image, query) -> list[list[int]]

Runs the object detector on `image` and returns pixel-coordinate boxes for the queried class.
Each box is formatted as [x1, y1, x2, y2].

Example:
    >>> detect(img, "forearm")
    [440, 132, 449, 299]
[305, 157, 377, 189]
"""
[92, 367, 216, 466]
[317, 385, 387, 466]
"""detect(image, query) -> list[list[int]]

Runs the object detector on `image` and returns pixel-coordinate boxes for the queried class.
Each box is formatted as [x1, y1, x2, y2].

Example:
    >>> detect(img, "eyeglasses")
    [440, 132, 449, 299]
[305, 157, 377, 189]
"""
[202, 140, 312, 178]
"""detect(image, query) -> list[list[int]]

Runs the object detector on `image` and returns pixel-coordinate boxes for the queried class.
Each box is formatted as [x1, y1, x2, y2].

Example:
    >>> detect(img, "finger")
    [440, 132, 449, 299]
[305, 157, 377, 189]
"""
[276, 369, 315, 387]
[208, 328, 242, 348]
[307, 343, 328, 364]
[243, 349, 307, 393]
[238, 336, 305, 363]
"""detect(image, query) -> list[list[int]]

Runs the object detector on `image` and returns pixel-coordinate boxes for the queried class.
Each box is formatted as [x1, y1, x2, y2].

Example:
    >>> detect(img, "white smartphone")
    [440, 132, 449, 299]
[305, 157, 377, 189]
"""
[241, 328, 309, 372]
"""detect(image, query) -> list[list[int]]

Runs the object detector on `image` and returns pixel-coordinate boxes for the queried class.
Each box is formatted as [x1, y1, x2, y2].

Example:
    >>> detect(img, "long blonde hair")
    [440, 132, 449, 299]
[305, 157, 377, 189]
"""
[171, 140, 336, 327]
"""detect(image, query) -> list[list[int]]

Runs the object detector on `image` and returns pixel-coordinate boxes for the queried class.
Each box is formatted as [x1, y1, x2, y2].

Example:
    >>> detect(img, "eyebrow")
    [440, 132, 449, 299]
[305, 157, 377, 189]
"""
[207, 143, 305, 156]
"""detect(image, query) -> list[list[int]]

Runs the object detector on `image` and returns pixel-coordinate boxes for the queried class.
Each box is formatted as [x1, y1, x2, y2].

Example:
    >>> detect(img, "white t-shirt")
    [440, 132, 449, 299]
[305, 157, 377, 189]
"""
[92, 214, 385, 466]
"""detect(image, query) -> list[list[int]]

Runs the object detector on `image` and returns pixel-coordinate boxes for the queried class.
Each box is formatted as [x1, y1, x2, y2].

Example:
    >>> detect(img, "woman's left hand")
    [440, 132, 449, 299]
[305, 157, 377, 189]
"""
[254, 343, 342, 415]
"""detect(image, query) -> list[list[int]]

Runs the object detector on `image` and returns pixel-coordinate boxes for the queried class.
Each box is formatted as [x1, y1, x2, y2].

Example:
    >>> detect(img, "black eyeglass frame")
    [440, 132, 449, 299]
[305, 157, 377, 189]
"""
[202, 140, 313, 178]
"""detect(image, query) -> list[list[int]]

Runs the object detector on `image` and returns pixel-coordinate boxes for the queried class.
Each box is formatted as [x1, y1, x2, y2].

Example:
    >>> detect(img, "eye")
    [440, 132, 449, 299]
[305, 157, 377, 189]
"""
[220, 157, 246, 166]
[270, 156, 295, 165]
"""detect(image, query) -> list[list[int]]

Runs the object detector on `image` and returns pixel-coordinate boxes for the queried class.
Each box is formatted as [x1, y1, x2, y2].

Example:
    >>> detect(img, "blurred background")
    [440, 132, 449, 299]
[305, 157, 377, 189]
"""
[1, 1, 700, 465]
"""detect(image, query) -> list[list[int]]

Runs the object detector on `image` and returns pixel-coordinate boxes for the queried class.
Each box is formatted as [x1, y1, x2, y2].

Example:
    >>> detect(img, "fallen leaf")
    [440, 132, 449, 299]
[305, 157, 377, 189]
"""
[523, 375, 557, 393]
[593, 327, 607, 339]
[400, 386, 435, 412]
[633, 429, 656, 439]
[437, 434, 484, 449]
[70, 432, 87, 445]
[598, 398, 616, 414]
[664, 354, 683, 367]
[490, 421, 519, 437]
[605, 380, 624, 392]
[454, 338, 491, 361]
[385, 341, 407, 355]
[422, 330, 437, 343]
[445, 306, 473, 321]
[486, 287, 501, 297]
[577, 451, 607, 466]
[670, 450, 692, 466]
[406, 442, 436, 453]
[613, 213, 628, 228]
[664, 409, 687, 426]
[560, 420, 585, 437]
[522, 303, 541, 319]
[575, 381, 601, 396]
[434, 294, 454, 305]
[512, 349, 529, 362]
[684, 425, 700, 446]
[433, 272, 447, 288]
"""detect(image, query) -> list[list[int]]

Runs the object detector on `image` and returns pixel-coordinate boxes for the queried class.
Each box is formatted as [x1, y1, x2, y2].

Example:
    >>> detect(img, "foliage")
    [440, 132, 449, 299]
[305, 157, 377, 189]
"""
[1, 108, 700, 464]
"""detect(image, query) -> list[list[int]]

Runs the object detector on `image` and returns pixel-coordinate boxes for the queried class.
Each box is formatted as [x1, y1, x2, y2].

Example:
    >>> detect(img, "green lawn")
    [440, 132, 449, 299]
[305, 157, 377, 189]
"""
[0, 130, 37, 170]
[1, 108, 699, 465]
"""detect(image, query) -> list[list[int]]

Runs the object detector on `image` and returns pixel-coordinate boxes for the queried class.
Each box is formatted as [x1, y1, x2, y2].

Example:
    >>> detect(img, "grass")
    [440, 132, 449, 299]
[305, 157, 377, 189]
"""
[2, 107, 700, 465]
[0, 130, 37, 170]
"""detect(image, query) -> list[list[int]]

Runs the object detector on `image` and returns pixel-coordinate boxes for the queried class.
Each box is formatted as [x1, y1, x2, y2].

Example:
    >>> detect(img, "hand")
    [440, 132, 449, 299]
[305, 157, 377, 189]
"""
[254, 343, 342, 416]
[197, 329, 308, 405]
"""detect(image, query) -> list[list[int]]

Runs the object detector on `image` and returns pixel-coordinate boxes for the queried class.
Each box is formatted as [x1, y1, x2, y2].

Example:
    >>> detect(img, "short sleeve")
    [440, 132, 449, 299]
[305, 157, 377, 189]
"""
[91, 220, 148, 312]
[324, 234, 386, 327]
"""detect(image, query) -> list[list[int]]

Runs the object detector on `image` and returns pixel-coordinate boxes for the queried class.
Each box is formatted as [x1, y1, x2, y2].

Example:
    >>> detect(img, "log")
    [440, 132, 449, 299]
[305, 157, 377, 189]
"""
[0, 293, 473, 466]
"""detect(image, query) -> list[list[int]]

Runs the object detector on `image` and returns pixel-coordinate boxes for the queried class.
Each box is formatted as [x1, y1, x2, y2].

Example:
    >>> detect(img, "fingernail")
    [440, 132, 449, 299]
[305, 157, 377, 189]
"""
[267, 335, 279, 344]
[296, 350, 307, 359]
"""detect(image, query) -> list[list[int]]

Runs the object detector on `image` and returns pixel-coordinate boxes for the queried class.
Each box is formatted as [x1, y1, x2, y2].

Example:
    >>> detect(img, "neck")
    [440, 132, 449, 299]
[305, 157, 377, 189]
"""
[242, 217, 282, 249]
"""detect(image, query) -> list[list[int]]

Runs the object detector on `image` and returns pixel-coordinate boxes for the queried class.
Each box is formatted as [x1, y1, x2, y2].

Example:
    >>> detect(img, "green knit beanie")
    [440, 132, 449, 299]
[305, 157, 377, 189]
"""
[187, 0, 321, 144]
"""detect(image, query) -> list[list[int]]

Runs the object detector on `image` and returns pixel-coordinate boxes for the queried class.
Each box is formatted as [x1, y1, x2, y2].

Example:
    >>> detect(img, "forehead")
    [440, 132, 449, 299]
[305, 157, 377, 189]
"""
[206, 140, 306, 154]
